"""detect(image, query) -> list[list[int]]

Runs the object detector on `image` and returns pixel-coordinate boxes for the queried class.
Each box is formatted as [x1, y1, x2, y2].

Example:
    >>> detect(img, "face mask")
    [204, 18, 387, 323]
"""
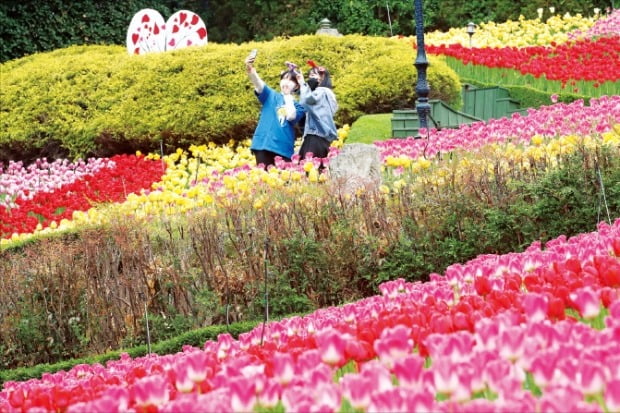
[307, 78, 319, 91]
[280, 78, 294, 93]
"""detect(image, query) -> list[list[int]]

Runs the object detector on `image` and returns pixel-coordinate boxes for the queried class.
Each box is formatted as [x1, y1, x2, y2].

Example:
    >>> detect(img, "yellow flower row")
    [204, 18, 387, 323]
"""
[4, 124, 616, 249]
[421, 13, 597, 48]
[381, 127, 620, 195]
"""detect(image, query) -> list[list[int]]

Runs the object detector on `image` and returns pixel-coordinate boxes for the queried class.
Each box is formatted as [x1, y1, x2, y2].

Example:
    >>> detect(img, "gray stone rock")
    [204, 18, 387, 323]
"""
[328, 143, 382, 194]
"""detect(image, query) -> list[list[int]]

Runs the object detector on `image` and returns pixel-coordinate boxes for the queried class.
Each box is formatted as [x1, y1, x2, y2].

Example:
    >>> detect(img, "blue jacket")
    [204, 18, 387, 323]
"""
[251, 85, 305, 159]
[299, 85, 338, 142]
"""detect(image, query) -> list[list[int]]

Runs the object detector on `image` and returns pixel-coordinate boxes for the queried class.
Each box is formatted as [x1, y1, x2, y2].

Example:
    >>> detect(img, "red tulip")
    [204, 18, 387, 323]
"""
[451, 311, 473, 332]
[474, 276, 492, 296]
[602, 264, 620, 288]
[430, 314, 453, 334]
[612, 238, 620, 256]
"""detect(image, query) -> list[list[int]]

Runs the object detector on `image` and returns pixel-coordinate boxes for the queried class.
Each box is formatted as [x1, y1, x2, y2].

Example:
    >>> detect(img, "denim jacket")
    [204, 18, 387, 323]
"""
[299, 84, 338, 142]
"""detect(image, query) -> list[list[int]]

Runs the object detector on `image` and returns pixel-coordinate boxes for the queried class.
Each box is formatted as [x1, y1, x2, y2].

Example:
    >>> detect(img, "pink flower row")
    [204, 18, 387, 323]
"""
[0, 157, 115, 210]
[569, 9, 620, 40]
[375, 95, 620, 161]
[2, 218, 619, 412]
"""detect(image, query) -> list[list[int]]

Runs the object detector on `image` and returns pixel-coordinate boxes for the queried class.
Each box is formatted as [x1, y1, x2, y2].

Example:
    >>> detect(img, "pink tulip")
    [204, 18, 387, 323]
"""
[272, 352, 295, 386]
[214, 333, 236, 361]
[425, 331, 474, 363]
[301, 363, 333, 386]
[498, 326, 525, 362]
[570, 287, 601, 320]
[183, 351, 211, 384]
[312, 382, 341, 411]
[368, 388, 435, 413]
[360, 360, 394, 393]
[296, 349, 322, 375]
[392, 355, 425, 388]
[172, 362, 195, 393]
[340, 374, 373, 410]
[131, 375, 170, 408]
[172, 388, 231, 412]
[229, 376, 256, 412]
[575, 361, 606, 395]
[431, 357, 461, 396]
[281, 385, 315, 412]
[257, 380, 281, 408]
[605, 379, 620, 411]
[609, 299, 620, 319]
[373, 325, 414, 369]
[316, 328, 347, 366]
[522, 293, 549, 323]
[159, 393, 214, 413]
[530, 351, 559, 389]
[538, 384, 596, 413]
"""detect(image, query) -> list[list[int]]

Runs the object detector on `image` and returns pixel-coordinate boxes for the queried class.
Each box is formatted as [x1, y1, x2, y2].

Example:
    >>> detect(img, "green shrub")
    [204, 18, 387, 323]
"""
[0, 35, 461, 162]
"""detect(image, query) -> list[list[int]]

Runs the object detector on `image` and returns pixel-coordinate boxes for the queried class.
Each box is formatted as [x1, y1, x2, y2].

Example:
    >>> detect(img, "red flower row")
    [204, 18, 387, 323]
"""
[0, 155, 165, 239]
[426, 36, 620, 83]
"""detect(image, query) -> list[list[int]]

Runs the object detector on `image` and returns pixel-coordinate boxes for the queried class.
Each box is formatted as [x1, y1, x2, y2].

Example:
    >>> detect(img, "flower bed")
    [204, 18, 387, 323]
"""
[2, 96, 618, 249]
[421, 9, 620, 97]
[0, 154, 164, 239]
[2, 219, 619, 412]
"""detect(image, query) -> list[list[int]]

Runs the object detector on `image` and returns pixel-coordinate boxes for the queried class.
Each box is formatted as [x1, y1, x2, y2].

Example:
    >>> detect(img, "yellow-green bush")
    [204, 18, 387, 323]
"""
[0, 35, 460, 161]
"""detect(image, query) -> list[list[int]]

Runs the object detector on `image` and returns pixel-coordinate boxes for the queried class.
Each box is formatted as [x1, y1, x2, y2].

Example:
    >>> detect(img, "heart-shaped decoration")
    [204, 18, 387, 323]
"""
[126, 9, 208, 55]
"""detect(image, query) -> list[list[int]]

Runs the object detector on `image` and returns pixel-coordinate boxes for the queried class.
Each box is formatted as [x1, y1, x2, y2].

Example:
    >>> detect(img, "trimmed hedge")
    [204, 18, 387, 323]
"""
[0, 319, 259, 386]
[0, 35, 461, 162]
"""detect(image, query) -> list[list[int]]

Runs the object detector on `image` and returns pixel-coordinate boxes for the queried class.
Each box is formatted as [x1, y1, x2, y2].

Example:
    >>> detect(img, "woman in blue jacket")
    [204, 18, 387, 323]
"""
[245, 52, 305, 168]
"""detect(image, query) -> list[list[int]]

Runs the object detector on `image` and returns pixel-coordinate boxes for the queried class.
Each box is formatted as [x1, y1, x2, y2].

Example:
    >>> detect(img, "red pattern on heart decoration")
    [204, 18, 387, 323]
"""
[126, 9, 207, 55]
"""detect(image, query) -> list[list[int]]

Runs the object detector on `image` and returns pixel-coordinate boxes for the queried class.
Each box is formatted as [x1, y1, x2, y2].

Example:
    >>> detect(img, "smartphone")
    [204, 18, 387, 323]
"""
[249, 49, 258, 59]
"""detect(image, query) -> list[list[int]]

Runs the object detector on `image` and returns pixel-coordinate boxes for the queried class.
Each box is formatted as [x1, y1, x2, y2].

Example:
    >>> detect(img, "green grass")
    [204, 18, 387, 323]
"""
[345, 113, 393, 144]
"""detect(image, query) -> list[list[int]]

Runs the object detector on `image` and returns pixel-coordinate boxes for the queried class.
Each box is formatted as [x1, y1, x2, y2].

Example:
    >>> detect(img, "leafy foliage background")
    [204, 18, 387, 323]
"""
[1, 0, 609, 62]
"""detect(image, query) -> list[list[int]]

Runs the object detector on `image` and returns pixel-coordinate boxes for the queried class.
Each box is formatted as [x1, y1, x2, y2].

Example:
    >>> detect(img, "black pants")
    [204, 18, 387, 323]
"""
[252, 150, 291, 168]
[298, 134, 331, 160]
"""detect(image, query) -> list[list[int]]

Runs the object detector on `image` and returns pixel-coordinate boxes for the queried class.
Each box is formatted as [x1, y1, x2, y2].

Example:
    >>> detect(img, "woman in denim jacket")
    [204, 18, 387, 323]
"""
[295, 61, 338, 163]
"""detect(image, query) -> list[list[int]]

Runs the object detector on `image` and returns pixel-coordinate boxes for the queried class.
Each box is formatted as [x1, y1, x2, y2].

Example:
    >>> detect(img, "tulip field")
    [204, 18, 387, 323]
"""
[2, 9, 620, 413]
[423, 9, 620, 97]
